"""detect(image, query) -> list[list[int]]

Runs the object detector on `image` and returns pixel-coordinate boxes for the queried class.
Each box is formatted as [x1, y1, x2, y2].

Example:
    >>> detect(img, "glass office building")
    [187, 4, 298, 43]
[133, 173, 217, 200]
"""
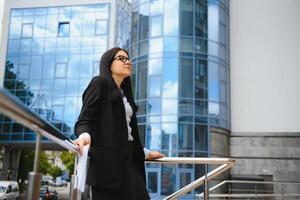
[130, 0, 230, 198]
[0, 4, 110, 143]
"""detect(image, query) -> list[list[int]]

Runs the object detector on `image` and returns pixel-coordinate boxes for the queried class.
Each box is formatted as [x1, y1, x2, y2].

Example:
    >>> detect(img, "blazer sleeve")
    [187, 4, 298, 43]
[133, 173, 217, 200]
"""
[74, 76, 105, 139]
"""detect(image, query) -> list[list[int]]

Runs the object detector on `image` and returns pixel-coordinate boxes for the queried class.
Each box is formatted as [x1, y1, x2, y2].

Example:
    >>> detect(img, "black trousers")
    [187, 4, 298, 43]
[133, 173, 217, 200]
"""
[91, 142, 150, 200]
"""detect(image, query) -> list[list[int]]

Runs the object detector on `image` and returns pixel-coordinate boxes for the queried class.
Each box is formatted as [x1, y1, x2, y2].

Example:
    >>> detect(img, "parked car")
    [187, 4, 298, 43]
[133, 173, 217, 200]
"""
[41, 180, 55, 186]
[39, 186, 57, 200]
[0, 181, 19, 200]
[54, 177, 67, 187]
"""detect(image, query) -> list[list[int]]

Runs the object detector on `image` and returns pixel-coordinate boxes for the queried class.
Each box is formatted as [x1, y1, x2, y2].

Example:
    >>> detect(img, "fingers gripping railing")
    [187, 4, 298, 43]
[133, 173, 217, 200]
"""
[0, 89, 79, 200]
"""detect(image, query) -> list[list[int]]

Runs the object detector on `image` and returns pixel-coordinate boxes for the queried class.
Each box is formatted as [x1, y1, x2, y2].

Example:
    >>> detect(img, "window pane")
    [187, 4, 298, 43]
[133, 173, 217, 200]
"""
[179, 58, 193, 98]
[146, 123, 161, 150]
[52, 105, 63, 121]
[137, 61, 148, 100]
[150, 0, 163, 15]
[139, 3, 149, 40]
[195, 125, 207, 151]
[95, 20, 107, 35]
[161, 165, 176, 195]
[164, 0, 179, 36]
[58, 22, 70, 37]
[21, 23, 33, 38]
[148, 76, 161, 97]
[180, 172, 192, 193]
[209, 102, 219, 117]
[9, 17, 22, 39]
[178, 123, 193, 150]
[55, 62, 67, 78]
[147, 99, 161, 115]
[164, 37, 178, 52]
[195, 59, 207, 99]
[180, 0, 194, 36]
[162, 58, 178, 98]
[208, 61, 219, 101]
[151, 15, 162, 37]
[149, 38, 163, 54]
[162, 131, 177, 150]
[147, 172, 158, 193]
[148, 57, 162, 75]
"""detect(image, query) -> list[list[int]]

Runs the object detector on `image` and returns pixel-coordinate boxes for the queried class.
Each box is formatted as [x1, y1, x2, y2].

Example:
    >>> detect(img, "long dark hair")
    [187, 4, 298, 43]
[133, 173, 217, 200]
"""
[99, 47, 138, 112]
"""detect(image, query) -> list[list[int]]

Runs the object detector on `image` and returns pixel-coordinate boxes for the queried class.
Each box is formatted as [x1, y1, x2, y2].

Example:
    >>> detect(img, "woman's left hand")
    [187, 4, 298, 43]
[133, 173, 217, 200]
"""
[147, 151, 165, 160]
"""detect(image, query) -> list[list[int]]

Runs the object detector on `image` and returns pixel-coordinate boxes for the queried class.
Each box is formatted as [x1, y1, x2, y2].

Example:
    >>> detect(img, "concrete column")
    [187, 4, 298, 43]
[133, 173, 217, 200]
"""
[11, 150, 21, 181]
[1, 147, 11, 180]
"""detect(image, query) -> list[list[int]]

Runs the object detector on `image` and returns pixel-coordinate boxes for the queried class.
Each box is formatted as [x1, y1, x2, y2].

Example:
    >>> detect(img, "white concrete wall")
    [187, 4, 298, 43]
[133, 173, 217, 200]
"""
[0, 1, 4, 43]
[0, 0, 5, 85]
[230, 0, 300, 133]
[0, 0, 116, 87]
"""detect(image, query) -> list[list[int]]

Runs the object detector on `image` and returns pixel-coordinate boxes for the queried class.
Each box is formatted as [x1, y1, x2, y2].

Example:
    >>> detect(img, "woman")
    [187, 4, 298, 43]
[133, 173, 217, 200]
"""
[74, 47, 164, 200]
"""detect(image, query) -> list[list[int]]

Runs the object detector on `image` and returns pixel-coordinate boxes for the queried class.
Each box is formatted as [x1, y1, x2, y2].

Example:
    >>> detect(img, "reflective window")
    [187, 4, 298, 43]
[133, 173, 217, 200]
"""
[55, 62, 67, 78]
[180, 0, 193, 36]
[195, 59, 207, 99]
[162, 122, 177, 135]
[148, 57, 162, 75]
[130, 1, 230, 198]
[179, 58, 193, 98]
[195, 125, 207, 151]
[52, 105, 64, 120]
[150, 38, 163, 53]
[139, 2, 149, 40]
[2, 4, 110, 142]
[178, 123, 193, 150]
[138, 40, 148, 56]
[95, 19, 107, 35]
[147, 172, 158, 193]
[21, 23, 33, 38]
[150, 0, 163, 15]
[162, 58, 178, 98]
[137, 61, 148, 100]
[209, 102, 219, 117]
[161, 165, 176, 195]
[58, 22, 70, 37]
[180, 172, 192, 193]
[162, 131, 177, 150]
[164, 0, 179, 36]
[162, 99, 178, 115]
[208, 61, 219, 101]
[150, 15, 162, 37]
[146, 123, 161, 150]
[18, 64, 30, 79]
[148, 76, 161, 97]
[164, 37, 178, 52]
[147, 98, 161, 115]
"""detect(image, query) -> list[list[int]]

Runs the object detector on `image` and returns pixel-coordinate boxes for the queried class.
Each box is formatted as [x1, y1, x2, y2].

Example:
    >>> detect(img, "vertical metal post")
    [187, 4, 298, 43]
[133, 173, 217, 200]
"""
[228, 183, 232, 200]
[70, 155, 78, 200]
[27, 133, 42, 200]
[204, 164, 209, 200]
[255, 184, 257, 199]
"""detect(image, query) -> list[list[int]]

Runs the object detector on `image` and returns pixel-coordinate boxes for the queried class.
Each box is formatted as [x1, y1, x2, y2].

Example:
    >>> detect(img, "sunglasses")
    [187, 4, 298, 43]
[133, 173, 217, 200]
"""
[113, 55, 132, 64]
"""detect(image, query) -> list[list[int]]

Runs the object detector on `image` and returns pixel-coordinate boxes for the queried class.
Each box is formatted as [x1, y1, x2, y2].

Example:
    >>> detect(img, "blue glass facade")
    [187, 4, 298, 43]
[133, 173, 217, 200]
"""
[130, 0, 230, 198]
[0, 4, 110, 143]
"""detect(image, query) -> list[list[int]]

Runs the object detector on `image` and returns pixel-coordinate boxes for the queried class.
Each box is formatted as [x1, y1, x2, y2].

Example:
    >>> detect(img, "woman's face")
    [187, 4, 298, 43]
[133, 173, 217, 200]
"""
[110, 50, 132, 79]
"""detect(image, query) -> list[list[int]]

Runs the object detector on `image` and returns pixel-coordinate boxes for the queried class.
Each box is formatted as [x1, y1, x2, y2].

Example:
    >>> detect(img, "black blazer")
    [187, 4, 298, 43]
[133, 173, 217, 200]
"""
[74, 76, 146, 189]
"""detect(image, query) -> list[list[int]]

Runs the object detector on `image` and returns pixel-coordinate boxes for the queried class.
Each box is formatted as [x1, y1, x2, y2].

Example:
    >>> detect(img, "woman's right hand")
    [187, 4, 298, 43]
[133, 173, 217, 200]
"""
[73, 134, 91, 156]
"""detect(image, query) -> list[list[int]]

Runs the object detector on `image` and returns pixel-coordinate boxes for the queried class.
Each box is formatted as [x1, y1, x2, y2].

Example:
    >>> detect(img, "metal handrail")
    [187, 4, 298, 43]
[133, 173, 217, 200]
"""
[147, 157, 235, 200]
[197, 180, 300, 199]
[0, 88, 79, 200]
[0, 89, 78, 152]
[0, 88, 236, 200]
